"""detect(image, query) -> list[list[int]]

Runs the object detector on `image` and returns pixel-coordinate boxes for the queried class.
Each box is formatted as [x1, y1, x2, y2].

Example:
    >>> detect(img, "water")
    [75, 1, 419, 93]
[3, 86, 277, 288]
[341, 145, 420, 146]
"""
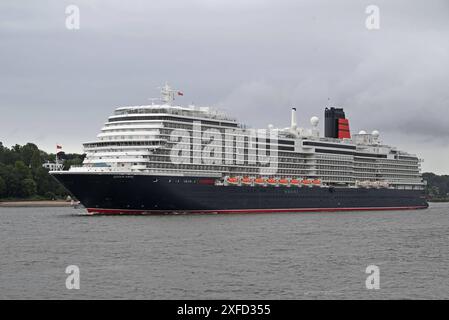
[0, 203, 448, 299]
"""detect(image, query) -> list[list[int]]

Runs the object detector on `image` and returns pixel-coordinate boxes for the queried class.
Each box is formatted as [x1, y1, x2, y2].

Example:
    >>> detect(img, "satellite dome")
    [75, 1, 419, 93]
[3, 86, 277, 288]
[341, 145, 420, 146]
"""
[358, 130, 367, 135]
[310, 116, 319, 127]
[372, 130, 380, 137]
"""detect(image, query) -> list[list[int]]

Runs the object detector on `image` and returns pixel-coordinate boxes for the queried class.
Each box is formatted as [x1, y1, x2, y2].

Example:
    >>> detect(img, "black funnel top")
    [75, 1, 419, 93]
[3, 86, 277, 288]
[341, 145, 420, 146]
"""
[325, 107, 346, 138]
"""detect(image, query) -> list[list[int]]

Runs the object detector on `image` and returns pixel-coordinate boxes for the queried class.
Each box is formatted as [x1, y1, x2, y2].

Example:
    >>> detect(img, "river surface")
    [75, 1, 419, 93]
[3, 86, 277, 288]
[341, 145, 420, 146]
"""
[0, 203, 448, 299]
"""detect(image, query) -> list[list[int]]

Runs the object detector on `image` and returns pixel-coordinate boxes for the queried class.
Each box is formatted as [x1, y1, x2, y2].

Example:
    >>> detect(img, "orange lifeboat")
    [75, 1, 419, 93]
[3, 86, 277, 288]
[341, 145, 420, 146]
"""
[254, 178, 266, 185]
[290, 179, 300, 186]
[226, 177, 239, 185]
[279, 178, 289, 186]
[267, 178, 277, 185]
[241, 177, 253, 185]
[312, 179, 321, 185]
[302, 179, 312, 185]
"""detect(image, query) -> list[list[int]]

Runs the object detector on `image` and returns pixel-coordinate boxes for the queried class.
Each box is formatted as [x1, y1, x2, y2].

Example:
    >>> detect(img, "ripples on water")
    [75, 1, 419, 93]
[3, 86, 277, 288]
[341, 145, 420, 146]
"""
[0, 203, 448, 299]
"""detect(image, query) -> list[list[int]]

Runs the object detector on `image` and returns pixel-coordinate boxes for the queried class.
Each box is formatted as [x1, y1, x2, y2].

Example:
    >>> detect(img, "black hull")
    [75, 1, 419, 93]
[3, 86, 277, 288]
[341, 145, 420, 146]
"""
[51, 173, 429, 214]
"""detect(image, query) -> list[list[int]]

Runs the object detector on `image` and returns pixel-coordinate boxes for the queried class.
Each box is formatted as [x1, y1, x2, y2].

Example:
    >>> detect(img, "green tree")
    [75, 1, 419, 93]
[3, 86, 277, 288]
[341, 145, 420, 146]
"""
[1, 165, 21, 197]
[30, 150, 42, 170]
[0, 143, 19, 165]
[22, 178, 37, 197]
[45, 191, 56, 200]
[34, 166, 51, 196]
[14, 160, 32, 180]
[0, 176, 6, 197]
[20, 143, 39, 166]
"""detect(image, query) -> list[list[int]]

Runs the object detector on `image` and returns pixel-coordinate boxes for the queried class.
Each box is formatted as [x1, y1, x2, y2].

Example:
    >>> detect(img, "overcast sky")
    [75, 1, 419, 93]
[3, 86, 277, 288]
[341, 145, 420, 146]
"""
[1, 0, 448, 173]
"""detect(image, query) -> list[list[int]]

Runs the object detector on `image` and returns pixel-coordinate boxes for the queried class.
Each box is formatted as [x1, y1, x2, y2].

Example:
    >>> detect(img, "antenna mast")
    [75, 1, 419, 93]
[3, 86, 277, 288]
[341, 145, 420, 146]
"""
[160, 82, 183, 105]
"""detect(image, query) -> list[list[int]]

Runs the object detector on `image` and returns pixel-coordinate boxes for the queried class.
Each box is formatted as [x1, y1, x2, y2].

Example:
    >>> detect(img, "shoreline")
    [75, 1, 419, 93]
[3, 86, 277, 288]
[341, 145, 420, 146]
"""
[0, 200, 75, 208]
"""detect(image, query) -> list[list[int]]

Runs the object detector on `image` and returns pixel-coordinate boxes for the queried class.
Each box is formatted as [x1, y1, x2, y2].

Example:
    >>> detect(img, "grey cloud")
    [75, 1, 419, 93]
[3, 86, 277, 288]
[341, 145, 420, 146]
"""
[0, 0, 448, 173]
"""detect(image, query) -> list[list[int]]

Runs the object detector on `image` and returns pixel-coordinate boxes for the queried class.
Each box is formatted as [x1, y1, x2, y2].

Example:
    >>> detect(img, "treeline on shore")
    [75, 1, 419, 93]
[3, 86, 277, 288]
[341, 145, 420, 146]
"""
[1, 142, 449, 201]
[0, 142, 84, 200]
[422, 172, 449, 201]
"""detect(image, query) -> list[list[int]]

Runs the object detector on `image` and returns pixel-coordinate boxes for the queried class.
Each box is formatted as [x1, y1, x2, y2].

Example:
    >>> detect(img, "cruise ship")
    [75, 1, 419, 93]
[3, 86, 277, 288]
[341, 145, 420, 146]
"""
[51, 84, 428, 214]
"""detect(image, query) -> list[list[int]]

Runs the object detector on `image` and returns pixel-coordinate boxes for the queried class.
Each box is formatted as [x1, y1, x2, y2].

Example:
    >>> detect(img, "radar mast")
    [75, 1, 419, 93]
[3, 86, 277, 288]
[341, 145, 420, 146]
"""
[159, 82, 183, 105]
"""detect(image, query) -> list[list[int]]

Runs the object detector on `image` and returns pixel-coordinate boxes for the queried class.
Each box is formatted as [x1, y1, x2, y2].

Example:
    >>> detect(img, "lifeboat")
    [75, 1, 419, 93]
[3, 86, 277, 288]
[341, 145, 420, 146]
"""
[254, 178, 266, 185]
[279, 178, 289, 186]
[312, 179, 321, 185]
[302, 179, 312, 185]
[241, 177, 253, 185]
[226, 177, 239, 185]
[290, 179, 300, 186]
[266, 178, 278, 185]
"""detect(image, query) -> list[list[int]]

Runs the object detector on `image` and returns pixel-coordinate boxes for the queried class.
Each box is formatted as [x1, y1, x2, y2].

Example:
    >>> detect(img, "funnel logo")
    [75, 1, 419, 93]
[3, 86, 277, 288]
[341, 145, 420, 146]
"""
[169, 121, 278, 175]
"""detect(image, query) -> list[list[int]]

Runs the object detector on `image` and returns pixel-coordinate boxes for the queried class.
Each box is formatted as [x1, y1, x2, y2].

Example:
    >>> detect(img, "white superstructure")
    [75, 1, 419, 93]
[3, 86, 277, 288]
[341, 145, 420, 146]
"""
[69, 84, 424, 190]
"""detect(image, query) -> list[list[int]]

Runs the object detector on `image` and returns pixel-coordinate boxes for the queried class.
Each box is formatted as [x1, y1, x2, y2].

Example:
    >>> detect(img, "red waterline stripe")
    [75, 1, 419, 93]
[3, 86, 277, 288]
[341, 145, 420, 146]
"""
[86, 206, 428, 215]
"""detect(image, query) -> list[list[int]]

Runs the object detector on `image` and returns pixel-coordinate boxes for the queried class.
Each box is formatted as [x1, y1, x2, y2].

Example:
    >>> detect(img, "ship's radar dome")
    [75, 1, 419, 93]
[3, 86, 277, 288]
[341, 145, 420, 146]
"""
[372, 130, 380, 137]
[310, 116, 319, 127]
[358, 130, 367, 135]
